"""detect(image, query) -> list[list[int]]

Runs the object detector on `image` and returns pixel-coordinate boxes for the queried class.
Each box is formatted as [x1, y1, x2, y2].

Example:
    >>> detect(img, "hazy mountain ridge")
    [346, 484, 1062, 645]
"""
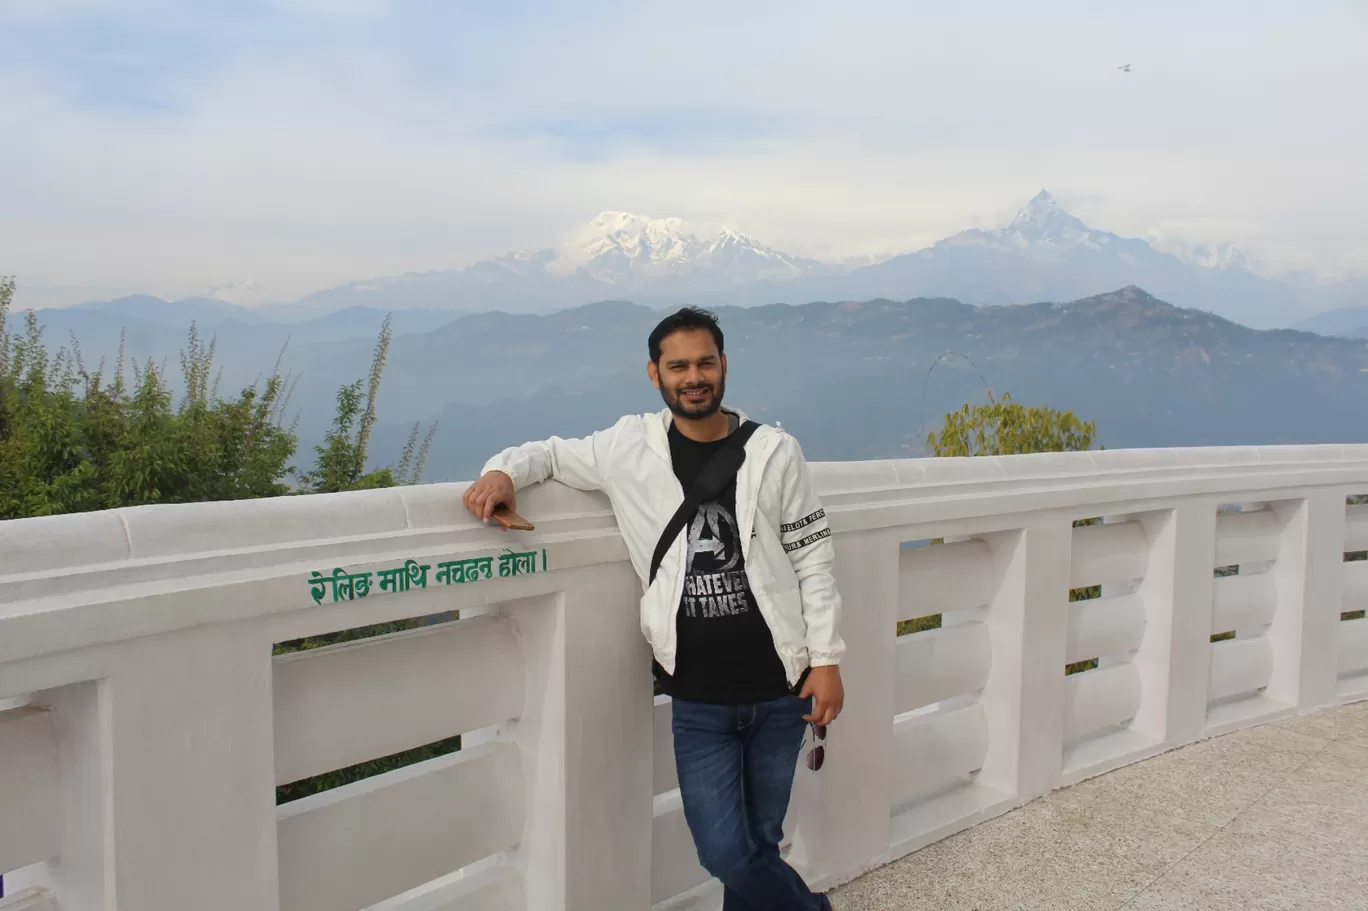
[349, 286, 1368, 480]
[1293, 305, 1368, 339]
[26, 281, 1368, 484]
[55, 191, 1366, 330]
[268, 211, 835, 320]
[259, 191, 1364, 329]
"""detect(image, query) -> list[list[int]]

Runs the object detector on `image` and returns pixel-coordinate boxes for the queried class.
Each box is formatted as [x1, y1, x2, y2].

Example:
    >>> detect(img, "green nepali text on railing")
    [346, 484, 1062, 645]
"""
[307, 549, 546, 604]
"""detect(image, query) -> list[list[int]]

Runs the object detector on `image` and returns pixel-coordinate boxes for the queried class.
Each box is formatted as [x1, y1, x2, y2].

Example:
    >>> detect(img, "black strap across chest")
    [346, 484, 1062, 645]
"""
[649, 420, 760, 586]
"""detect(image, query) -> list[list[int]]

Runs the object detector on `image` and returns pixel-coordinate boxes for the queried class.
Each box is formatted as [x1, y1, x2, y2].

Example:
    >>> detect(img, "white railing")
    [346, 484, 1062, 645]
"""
[4, 445, 1368, 911]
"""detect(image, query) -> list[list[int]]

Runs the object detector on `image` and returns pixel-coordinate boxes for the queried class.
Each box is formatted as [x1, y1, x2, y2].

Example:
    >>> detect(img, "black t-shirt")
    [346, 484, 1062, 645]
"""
[652, 418, 793, 705]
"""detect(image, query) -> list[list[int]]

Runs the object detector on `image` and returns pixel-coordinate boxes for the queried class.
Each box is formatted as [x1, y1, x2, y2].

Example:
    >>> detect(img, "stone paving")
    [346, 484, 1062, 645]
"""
[832, 700, 1368, 911]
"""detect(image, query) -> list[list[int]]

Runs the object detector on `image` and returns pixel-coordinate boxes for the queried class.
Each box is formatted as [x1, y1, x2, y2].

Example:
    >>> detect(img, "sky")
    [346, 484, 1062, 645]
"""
[2, 0, 1365, 308]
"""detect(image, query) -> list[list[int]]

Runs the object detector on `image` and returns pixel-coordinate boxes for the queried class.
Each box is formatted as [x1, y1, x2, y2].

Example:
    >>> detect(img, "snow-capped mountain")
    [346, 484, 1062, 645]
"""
[752, 190, 1314, 328]
[550, 212, 697, 281]
[277, 211, 829, 318]
[268, 193, 1331, 329]
[547, 211, 821, 286]
[206, 279, 271, 306]
[703, 227, 818, 280]
[1155, 241, 1255, 272]
[935, 191, 1164, 264]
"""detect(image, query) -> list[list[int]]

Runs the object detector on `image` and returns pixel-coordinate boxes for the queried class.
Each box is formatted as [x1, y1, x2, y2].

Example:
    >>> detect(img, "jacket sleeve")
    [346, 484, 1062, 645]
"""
[776, 434, 846, 667]
[480, 417, 627, 492]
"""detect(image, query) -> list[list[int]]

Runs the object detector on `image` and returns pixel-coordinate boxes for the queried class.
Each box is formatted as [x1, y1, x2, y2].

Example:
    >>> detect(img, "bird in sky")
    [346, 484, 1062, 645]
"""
[1118, 64, 1132, 72]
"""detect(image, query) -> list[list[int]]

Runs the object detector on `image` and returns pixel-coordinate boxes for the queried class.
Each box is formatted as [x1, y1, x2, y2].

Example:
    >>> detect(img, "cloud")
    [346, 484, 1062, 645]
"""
[2, 0, 1365, 307]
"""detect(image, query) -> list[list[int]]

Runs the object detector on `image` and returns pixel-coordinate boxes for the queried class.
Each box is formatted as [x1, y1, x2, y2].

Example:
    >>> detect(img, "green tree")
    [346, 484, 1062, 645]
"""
[1, 276, 297, 518]
[926, 391, 1097, 457]
[292, 314, 436, 493]
[0, 276, 435, 520]
[2, 276, 450, 807]
[905, 390, 1104, 677]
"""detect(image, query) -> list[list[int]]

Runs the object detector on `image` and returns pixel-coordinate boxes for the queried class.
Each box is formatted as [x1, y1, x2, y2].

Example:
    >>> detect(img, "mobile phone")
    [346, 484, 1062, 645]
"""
[491, 504, 535, 531]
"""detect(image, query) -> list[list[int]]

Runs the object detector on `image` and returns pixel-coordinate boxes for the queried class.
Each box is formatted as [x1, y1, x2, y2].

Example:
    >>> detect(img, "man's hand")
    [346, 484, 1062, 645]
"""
[462, 470, 517, 525]
[799, 665, 844, 727]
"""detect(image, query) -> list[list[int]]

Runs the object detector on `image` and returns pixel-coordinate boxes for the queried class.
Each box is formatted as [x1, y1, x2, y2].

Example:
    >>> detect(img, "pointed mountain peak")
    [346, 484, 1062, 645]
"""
[206, 278, 267, 306]
[712, 226, 765, 249]
[1010, 189, 1067, 223]
[1005, 190, 1089, 243]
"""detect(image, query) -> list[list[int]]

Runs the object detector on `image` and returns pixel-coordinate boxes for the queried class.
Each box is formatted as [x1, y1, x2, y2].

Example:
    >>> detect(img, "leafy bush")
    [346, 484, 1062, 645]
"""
[898, 392, 1102, 651]
[0, 276, 434, 520]
[926, 391, 1097, 457]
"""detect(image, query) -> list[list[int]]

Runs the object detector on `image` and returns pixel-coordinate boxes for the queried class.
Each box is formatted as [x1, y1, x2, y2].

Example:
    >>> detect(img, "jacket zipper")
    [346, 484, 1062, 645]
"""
[737, 433, 795, 683]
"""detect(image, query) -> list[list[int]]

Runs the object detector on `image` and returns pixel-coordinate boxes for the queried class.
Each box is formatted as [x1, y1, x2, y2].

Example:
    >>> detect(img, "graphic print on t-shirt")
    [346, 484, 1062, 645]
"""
[682, 501, 753, 619]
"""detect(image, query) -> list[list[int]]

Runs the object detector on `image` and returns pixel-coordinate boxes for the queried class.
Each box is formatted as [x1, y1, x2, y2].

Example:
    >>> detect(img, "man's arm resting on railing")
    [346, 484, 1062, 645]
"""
[465, 419, 626, 521]
[481, 419, 626, 491]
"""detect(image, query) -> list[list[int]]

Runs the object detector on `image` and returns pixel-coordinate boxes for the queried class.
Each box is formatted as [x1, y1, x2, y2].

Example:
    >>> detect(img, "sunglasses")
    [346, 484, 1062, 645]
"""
[805, 723, 827, 771]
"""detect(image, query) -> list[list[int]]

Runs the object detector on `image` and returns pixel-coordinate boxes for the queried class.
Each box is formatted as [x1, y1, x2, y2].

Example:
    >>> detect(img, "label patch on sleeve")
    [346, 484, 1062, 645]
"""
[783, 527, 832, 553]
[780, 509, 826, 534]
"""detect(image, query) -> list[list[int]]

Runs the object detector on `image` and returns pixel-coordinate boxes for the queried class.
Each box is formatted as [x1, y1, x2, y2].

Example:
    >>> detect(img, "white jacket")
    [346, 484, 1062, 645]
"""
[481, 407, 845, 686]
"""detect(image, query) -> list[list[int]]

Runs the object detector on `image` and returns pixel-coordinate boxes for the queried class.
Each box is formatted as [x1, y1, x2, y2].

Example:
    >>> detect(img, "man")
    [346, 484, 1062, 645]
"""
[464, 306, 844, 910]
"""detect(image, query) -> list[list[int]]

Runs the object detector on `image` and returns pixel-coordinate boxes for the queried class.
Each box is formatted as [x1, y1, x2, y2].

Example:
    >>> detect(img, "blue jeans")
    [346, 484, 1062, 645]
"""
[672, 695, 830, 911]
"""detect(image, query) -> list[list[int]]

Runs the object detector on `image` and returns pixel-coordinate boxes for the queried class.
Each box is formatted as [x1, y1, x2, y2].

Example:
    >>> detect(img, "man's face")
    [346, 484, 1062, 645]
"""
[648, 328, 727, 420]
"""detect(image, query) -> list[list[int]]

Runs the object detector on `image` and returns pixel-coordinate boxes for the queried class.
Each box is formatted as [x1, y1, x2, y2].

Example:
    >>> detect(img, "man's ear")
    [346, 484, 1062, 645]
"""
[646, 359, 661, 390]
[720, 352, 727, 377]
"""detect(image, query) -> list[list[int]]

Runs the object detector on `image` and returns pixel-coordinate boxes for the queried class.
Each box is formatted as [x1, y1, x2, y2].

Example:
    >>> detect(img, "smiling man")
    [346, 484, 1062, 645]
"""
[464, 306, 844, 910]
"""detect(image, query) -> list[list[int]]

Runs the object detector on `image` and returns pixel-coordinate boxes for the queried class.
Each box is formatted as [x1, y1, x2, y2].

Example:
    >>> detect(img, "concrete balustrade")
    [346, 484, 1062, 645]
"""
[1211, 572, 1277, 633]
[1066, 595, 1146, 666]
[1069, 520, 1148, 588]
[894, 623, 992, 714]
[4, 445, 1368, 911]
[1340, 618, 1368, 676]
[0, 707, 59, 879]
[1343, 503, 1368, 549]
[1215, 507, 1283, 566]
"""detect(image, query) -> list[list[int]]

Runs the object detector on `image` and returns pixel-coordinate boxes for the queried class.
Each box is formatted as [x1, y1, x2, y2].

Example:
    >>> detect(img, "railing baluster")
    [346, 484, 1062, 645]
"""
[801, 528, 901, 888]
[978, 520, 1072, 800]
[1131, 501, 1218, 745]
[1267, 489, 1347, 711]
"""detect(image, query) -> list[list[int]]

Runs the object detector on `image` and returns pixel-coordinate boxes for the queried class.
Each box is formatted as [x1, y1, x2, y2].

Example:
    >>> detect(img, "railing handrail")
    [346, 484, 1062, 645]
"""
[9, 443, 1368, 571]
[6, 445, 1368, 662]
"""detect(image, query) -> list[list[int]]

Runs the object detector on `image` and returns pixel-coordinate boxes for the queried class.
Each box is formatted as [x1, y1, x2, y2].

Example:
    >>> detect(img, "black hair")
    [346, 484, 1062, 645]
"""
[648, 306, 725, 363]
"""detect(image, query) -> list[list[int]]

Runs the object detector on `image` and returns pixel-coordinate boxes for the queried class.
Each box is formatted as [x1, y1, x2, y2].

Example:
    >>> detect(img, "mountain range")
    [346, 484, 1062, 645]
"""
[1293, 306, 1368, 339]
[358, 286, 1368, 480]
[19, 283, 1368, 481]
[271, 209, 837, 321]
[49, 191, 1366, 332]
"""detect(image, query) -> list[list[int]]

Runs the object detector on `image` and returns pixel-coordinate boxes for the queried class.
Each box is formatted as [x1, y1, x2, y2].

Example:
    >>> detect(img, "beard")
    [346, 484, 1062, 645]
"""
[661, 375, 726, 420]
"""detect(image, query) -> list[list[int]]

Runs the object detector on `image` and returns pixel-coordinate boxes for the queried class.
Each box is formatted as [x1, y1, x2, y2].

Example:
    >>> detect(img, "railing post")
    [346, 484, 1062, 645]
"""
[6, 628, 282, 911]
[1131, 500, 1217, 745]
[977, 519, 1072, 800]
[801, 528, 900, 885]
[120, 629, 281, 911]
[0, 683, 109, 911]
[549, 564, 654, 911]
[1267, 489, 1345, 711]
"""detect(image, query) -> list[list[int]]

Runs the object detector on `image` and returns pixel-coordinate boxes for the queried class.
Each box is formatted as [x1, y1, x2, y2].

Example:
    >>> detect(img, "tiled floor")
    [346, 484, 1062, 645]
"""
[832, 700, 1368, 911]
